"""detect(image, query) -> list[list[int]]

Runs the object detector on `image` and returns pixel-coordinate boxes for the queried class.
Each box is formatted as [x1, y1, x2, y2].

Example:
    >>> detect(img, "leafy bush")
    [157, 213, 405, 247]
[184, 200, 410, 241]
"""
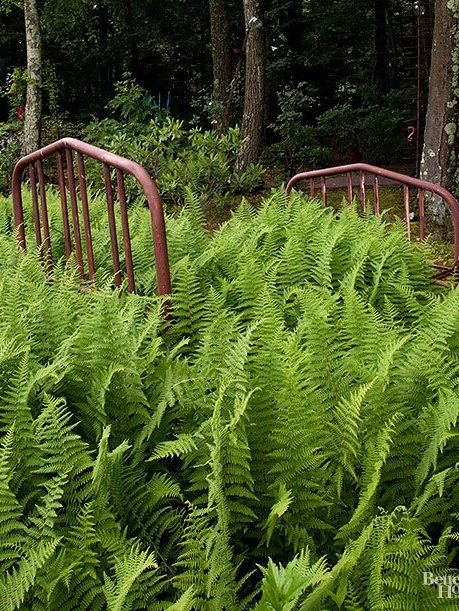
[106, 75, 170, 125]
[0, 121, 22, 194]
[85, 117, 264, 206]
[84, 78, 265, 206]
[0, 116, 85, 196]
[316, 87, 411, 165]
[264, 83, 330, 177]
[264, 85, 410, 172]
[0, 188, 458, 608]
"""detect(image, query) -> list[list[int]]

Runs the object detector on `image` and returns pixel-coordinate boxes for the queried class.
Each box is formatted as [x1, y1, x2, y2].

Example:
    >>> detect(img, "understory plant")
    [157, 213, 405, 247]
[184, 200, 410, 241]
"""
[0, 188, 458, 609]
[84, 78, 264, 206]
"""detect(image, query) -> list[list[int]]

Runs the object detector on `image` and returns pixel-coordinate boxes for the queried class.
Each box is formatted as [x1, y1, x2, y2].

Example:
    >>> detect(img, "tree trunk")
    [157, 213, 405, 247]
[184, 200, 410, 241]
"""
[237, 0, 266, 170]
[209, 0, 232, 130]
[374, 0, 389, 95]
[23, 0, 42, 154]
[420, 0, 459, 224]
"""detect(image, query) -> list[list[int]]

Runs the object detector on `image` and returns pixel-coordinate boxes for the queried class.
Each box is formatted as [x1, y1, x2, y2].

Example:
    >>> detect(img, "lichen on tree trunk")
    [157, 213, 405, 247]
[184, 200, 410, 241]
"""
[236, 0, 266, 171]
[420, 0, 459, 225]
[23, 0, 42, 154]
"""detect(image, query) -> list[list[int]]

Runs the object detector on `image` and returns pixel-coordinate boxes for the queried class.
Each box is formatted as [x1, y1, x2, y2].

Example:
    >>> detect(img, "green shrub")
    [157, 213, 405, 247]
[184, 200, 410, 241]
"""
[0, 188, 457, 609]
[316, 87, 411, 165]
[106, 75, 170, 126]
[84, 117, 264, 206]
[0, 122, 22, 194]
[264, 84, 411, 173]
[84, 78, 265, 206]
[263, 82, 331, 177]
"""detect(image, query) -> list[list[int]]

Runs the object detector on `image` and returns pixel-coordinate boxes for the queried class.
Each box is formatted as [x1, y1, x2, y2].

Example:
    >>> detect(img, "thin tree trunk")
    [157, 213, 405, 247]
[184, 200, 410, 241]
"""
[374, 0, 389, 94]
[23, 0, 42, 154]
[209, 0, 232, 130]
[237, 0, 266, 170]
[420, 0, 459, 224]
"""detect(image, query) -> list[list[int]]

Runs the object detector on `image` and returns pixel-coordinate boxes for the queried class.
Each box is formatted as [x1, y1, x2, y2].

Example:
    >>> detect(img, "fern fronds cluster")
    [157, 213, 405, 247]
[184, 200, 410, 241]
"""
[0, 188, 457, 608]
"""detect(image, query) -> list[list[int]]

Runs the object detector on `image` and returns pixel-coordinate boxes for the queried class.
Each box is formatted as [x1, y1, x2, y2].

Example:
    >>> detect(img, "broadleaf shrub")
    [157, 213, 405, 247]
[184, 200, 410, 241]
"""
[0, 188, 457, 608]
[84, 80, 265, 205]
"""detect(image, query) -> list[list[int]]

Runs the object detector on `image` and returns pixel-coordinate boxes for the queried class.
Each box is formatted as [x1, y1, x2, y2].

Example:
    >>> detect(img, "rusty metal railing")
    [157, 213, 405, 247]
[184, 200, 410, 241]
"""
[11, 138, 171, 296]
[286, 163, 459, 277]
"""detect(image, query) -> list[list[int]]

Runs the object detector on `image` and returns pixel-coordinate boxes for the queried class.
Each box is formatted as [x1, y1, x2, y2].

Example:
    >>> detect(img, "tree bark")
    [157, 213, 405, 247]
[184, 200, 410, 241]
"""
[374, 0, 389, 95]
[23, 0, 42, 154]
[237, 0, 266, 170]
[420, 0, 459, 224]
[209, 0, 232, 130]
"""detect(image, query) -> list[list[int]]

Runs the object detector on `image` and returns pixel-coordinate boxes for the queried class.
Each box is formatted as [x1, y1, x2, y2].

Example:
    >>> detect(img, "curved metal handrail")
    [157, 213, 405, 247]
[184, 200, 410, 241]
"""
[287, 163, 459, 269]
[11, 138, 171, 297]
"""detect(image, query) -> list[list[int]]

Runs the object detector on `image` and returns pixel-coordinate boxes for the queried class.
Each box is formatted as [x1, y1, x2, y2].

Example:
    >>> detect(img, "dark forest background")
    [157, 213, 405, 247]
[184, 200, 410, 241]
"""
[0, 0, 431, 175]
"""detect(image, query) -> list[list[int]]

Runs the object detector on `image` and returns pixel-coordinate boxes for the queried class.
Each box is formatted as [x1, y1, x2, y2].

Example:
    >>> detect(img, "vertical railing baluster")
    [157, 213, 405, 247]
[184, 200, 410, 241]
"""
[309, 178, 315, 198]
[11, 139, 175, 300]
[103, 164, 122, 287]
[56, 152, 72, 259]
[373, 175, 380, 215]
[418, 189, 425, 242]
[77, 153, 96, 282]
[359, 171, 366, 212]
[116, 170, 136, 293]
[347, 172, 353, 204]
[403, 184, 411, 240]
[321, 176, 327, 206]
[28, 163, 42, 252]
[65, 149, 85, 280]
[36, 159, 53, 273]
